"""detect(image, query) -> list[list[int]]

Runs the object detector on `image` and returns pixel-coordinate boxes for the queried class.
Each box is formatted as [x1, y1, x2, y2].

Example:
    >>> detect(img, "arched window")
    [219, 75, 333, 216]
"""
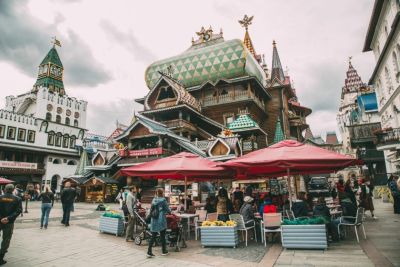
[384, 67, 393, 93]
[63, 134, 69, 148]
[69, 136, 76, 148]
[55, 133, 62, 147]
[67, 160, 77, 165]
[74, 119, 78, 127]
[52, 158, 61, 164]
[65, 117, 70, 125]
[47, 131, 55, 145]
[56, 115, 61, 123]
[46, 112, 52, 121]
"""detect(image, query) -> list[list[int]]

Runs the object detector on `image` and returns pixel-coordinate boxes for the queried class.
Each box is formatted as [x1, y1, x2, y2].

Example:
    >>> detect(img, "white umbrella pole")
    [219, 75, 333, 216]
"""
[184, 176, 187, 212]
[287, 168, 292, 210]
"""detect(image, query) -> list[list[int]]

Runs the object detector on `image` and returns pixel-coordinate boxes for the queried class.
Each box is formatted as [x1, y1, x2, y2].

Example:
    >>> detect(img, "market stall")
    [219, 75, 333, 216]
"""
[83, 177, 118, 203]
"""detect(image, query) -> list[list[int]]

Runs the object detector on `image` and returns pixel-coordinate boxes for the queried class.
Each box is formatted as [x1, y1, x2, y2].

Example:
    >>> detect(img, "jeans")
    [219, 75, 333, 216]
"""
[62, 202, 73, 225]
[148, 229, 166, 254]
[40, 203, 52, 227]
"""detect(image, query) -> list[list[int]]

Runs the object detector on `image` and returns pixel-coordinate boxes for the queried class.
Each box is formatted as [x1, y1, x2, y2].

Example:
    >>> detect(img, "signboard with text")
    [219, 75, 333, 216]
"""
[0, 161, 37, 170]
[128, 147, 163, 157]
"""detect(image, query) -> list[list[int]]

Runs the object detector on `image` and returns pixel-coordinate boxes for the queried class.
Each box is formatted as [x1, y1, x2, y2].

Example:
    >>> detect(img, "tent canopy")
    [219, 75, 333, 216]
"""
[120, 152, 233, 180]
[222, 140, 362, 177]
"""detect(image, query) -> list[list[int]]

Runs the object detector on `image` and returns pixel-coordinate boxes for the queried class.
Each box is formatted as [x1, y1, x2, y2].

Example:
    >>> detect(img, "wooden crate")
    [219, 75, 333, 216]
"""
[282, 224, 327, 249]
[200, 226, 239, 248]
[99, 216, 124, 236]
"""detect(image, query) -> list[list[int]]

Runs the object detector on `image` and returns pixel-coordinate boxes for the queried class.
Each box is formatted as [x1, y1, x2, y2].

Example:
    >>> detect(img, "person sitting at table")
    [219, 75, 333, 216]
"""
[313, 197, 331, 220]
[259, 195, 277, 216]
[292, 192, 309, 218]
[239, 196, 255, 226]
[331, 196, 357, 241]
[204, 197, 216, 214]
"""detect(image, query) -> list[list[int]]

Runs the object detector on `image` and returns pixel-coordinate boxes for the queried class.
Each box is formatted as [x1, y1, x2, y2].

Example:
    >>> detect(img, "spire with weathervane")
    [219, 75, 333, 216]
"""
[270, 40, 285, 83]
[342, 56, 365, 94]
[239, 15, 258, 60]
[32, 37, 65, 95]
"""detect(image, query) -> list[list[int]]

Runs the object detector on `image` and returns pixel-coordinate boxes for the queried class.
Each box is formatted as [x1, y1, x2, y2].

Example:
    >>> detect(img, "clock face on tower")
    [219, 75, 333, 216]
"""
[50, 65, 62, 77]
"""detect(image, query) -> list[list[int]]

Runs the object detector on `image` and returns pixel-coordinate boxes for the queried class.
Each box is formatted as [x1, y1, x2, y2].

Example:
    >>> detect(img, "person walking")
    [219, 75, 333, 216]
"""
[61, 182, 76, 226]
[115, 189, 124, 210]
[388, 175, 400, 214]
[38, 186, 54, 229]
[358, 178, 377, 219]
[147, 188, 170, 258]
[0, 184, 22, 265]
[125, 186, 137, 242]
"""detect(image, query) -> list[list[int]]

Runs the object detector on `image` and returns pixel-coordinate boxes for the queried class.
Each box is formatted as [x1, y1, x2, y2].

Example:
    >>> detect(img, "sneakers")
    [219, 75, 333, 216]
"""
[147, 253, 155, 258]
[161, 251, 169, 256]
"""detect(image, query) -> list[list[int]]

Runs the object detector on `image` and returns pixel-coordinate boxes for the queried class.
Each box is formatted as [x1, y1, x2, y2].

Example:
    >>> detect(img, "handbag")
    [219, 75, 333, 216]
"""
[145, 202, 160, 223]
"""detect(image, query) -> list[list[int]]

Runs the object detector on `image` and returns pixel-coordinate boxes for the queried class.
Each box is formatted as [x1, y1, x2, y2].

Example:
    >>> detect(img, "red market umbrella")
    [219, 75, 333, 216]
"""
[120, 152, 233, 208]
[221, 140, 363, 207]
[0, 177, 14, 185]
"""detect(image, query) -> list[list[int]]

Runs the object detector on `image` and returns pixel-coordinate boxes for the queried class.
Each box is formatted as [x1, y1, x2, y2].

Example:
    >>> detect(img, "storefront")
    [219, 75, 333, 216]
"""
[83, 177, 118, 203]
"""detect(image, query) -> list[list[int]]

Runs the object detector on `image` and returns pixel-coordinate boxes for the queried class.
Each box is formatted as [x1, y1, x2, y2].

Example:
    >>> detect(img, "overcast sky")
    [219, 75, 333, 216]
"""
[0, 0, 375, 139]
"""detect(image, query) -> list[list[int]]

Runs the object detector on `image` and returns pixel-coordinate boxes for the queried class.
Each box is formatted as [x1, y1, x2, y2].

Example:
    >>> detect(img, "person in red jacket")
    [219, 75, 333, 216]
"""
[259, 195, 277, 216]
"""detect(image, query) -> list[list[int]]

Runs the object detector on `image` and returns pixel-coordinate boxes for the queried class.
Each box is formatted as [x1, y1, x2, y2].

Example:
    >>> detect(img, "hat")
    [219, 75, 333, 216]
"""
[5, 184, 14, 193]
[244, 196, 253, 203]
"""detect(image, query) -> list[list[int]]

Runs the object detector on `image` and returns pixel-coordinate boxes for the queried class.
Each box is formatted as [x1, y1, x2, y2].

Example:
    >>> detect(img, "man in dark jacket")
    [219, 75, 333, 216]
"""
[313, 197, 331, 220]
[61, 182, 76, 226]
[0, 184, 22, 265]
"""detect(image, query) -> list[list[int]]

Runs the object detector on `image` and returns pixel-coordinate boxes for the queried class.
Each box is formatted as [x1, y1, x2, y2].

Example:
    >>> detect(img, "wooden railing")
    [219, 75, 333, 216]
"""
[202, 91, 265, 110]
[348, 122, 381, 142]
[376, 127, 400, 146]
[164, 119, 197, 132]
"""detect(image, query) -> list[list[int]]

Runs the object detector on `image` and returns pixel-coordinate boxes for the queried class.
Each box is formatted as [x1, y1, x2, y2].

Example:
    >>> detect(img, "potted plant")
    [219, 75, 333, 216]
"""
[99, 210, 124, 236]
[281, 217, 328, 249]
[200, 220, 239, 248]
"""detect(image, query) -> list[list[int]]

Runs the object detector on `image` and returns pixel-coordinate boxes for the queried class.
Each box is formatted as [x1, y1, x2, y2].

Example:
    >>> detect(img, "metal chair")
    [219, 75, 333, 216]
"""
[261, 213, 282, 246]
[206, 212, 218, 221]
[193, 210, 207, 240]
[338, 207, 366, 243]
[229, 214, 256, 247]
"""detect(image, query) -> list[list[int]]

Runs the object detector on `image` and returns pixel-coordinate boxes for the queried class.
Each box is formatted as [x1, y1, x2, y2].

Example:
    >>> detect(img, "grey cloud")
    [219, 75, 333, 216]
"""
[100, 20, 156, 63]
[87, 99, 143, 135]
[0, 0, 111, 87]
[299, 62, 344, 113]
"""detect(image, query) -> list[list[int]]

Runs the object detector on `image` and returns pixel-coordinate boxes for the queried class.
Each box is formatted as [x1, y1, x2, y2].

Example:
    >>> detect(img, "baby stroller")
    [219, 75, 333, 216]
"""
[166, 214, 186, 252]
[133, 208, 153, 246]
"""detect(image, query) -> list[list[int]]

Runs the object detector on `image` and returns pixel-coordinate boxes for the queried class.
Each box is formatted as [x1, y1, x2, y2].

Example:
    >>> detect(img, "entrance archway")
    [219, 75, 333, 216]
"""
[51, 175, 60, 193]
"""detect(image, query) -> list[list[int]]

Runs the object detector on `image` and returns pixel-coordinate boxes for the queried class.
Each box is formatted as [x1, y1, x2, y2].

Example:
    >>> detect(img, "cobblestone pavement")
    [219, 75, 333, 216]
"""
[4, 200, 400, 266]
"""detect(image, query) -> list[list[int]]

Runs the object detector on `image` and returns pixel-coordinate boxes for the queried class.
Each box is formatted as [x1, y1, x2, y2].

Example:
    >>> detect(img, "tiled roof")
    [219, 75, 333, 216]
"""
[75, 150, 91, 175]
[342, 61, 365, 93]
[228, 114, 259, 130]
[270, 41, 285, 83]
[273, 119, 285, 143]
[145, 39, 265, 89]
[40, 47, 63, 67]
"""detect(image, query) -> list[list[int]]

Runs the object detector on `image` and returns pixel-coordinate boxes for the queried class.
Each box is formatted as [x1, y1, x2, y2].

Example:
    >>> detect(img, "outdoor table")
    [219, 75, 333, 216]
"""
[176, 213, 199, 238]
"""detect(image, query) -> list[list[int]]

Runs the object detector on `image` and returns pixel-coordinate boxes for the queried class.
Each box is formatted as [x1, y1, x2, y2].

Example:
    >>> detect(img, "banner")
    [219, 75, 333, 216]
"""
[0, 161, 37, 170]
[128, 147, 163, 157]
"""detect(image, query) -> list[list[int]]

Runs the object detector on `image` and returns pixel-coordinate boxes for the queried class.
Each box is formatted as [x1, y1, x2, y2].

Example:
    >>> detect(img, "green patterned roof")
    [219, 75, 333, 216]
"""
[40, 47, 63, 67]
[273, 119, 285, 143]
[145, 39, 266, 89]
[75, 150, 91, 176]
[228, 114, 259, 130]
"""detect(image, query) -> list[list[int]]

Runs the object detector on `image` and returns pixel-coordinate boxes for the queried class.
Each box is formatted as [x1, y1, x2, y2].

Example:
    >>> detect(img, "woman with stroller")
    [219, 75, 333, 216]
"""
[147, 188, 170, 258]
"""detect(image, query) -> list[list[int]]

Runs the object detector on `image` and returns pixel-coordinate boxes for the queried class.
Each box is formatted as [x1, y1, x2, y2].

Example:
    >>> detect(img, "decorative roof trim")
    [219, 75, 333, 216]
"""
[208, 138, 231, 157]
